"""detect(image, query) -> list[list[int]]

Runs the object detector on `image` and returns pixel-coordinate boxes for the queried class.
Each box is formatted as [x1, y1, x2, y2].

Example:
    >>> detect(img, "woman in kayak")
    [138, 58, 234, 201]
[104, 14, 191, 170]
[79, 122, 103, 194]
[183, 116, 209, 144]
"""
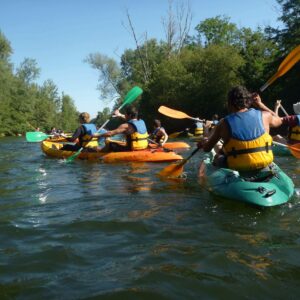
[60, 112, 98, 151]
[150, 119, 168, 146]
[198, 86, 283, 172]
[274, 100, 300, 145]
[95, 106, 149, 152]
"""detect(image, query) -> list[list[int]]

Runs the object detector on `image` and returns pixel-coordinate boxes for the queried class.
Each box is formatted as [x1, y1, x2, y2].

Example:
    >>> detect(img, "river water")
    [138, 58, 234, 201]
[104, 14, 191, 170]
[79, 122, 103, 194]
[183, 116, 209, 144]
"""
[1, 137, 300, 299]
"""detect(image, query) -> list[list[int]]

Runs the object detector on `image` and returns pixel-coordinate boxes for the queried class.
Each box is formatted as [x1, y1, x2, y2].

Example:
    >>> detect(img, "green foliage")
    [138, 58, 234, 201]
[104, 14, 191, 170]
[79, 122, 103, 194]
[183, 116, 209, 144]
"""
[195, 16, 240, 46]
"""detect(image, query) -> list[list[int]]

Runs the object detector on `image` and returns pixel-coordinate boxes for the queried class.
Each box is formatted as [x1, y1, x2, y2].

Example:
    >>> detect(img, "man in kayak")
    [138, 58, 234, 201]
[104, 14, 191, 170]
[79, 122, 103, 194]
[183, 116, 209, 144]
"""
[198, 86, 283, 171]
[95, 106, 149, 152]
[61, 112, 98, 151]
[150, 119, 168, 146]
[274, 100, 300, 144]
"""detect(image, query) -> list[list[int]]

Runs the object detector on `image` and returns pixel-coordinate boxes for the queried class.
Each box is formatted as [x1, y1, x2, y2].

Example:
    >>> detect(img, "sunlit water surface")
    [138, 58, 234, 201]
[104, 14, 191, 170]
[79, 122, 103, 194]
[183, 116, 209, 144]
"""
[0, 137, 300, 299]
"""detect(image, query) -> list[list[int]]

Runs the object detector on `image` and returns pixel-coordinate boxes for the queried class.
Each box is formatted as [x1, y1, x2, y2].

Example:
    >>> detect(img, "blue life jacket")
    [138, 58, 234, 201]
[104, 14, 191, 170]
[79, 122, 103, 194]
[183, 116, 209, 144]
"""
[225, 108, 264, 141]
[81, 123, 98, 147]
[127, 119, 149, 150]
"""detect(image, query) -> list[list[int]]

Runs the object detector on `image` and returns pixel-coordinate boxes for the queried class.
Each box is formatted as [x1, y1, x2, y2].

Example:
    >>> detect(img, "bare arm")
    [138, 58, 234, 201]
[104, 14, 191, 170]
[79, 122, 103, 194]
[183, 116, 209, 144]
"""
[274, 100, 281, 116]
[252, 93, 277, 116]
[94, 123, 132, 138]
[159, 128, 168, 145]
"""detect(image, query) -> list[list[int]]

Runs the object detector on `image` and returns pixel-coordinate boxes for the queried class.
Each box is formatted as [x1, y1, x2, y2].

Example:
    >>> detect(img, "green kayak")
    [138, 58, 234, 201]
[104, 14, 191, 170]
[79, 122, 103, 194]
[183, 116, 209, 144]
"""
[199, 156, 294, 207]
[272, 144, 291, 156]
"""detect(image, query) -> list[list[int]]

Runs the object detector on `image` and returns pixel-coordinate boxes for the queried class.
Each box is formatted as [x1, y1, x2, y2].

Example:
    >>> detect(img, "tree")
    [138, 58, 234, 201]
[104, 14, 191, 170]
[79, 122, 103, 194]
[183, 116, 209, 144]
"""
[85, 53, 123, 100]
[16, 58, 40, 84]
[59, 94, 78, 132]
[195, 16, 240, 46]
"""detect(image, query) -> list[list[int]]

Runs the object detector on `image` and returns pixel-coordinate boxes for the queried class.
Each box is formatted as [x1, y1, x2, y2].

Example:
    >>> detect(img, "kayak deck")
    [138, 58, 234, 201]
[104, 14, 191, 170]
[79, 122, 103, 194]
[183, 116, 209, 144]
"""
[199, 156, 294, 207]
[41, 140, 183, 162]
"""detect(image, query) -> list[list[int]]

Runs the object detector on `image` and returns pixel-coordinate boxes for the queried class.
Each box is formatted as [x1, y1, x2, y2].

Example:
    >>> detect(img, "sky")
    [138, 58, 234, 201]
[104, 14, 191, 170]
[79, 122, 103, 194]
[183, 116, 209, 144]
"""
[0, 0, 282, 118]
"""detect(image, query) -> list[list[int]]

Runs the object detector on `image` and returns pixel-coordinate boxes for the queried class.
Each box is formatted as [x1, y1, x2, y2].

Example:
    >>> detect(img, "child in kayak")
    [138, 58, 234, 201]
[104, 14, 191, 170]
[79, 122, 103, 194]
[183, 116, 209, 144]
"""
[150, 119, 168, 146]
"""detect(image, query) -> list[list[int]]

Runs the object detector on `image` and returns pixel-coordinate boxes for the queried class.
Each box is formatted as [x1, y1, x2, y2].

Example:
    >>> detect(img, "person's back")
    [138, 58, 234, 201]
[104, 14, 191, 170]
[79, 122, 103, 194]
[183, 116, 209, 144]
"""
[223, 108, 273, 171]
[201, 86, 282, 172]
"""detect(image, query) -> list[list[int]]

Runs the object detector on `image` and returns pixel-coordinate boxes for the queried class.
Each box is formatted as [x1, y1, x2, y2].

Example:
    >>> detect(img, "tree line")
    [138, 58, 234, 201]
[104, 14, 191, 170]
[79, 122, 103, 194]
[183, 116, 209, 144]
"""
[0, 0, 299, 136]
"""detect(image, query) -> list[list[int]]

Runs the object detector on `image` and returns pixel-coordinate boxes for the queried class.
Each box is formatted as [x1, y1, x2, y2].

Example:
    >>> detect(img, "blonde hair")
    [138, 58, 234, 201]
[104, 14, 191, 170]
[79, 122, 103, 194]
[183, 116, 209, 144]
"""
[79, 112, 90, 123]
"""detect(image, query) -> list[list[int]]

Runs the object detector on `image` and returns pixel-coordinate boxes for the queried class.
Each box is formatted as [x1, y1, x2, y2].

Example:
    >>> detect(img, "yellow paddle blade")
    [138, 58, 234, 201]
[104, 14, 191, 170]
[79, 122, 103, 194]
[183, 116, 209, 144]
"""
[158, 106, 193, 120]
[169, 131, 183, 138]
[288, 143, 300, 159]
[260, 45, 300, 91]
[158, 162, 184, 177]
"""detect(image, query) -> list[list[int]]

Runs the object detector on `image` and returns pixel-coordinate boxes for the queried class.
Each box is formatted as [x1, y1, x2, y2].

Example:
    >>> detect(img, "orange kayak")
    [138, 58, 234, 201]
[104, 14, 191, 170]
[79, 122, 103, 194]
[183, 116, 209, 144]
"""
[41, 140, 183, 162]
[149, 141, 190, 150]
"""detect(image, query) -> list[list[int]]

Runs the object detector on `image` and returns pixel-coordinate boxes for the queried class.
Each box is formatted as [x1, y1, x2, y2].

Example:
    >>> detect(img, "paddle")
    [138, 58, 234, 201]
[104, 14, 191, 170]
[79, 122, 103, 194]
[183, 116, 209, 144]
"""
[273, 141, 300, 159]
[147, 138, 172, 152]
[66, 86, 143, 162]
[260, 45, 300, 92]
[158, 106, 203, 121]
[26, 131, 54, 142]
[158, 147, 200, 177]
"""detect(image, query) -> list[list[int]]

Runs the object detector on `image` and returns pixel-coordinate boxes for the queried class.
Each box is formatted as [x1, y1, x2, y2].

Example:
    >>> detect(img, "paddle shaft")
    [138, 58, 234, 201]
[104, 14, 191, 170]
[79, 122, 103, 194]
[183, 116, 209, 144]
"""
[148, 138, 172, 152]
[260, 45, 300, 92]
[280, 104, 289, 117]
[179, 147, 201, 166]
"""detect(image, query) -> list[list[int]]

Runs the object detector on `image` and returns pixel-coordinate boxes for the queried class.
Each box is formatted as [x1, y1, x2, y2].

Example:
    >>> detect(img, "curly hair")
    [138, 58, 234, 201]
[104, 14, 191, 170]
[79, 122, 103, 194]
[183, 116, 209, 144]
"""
[79, 112, 90, 123]
[227, 86, 252, 110]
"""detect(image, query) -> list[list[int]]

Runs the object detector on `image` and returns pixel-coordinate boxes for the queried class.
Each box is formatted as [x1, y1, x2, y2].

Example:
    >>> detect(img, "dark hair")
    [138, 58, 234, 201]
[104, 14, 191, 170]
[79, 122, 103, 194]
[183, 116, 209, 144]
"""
[125, 106, 138, 119]
[227, 86, 252, 110]
[153, 119, 161, 127]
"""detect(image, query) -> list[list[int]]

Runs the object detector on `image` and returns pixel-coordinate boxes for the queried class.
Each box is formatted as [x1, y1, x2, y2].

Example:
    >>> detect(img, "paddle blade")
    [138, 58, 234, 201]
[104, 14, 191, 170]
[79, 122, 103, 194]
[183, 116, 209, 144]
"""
[158, 106, 192, 119]
[169, 131, 183, 138]
[119, 86, 143, 109]
[260, 45, 300, 91]
[26, 132, 50, 142]
[288, 143, 300, 159]
[66, 147, 83, 163]
[158, 161, 185, 177]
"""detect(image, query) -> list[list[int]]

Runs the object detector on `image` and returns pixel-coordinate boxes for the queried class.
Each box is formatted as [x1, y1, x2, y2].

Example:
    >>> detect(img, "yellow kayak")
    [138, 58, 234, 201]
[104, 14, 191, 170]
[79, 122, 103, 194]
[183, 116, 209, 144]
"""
[41, 140, 183, 163]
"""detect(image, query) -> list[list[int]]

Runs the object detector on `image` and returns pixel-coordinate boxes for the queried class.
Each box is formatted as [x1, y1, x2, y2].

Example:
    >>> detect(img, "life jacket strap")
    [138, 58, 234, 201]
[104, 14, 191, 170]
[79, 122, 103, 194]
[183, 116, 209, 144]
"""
[227, 143, 272, 158]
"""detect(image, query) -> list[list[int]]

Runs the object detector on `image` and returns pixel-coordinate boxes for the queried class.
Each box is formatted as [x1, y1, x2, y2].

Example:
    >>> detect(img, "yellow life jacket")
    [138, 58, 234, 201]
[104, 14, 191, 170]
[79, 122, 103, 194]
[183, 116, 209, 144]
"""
[127, 119, 149, 150]
[223, 132, 273, 171]
[129, 131, 149, 150]
[195, 127, 203, 136]
[81, 136, 99, 148]
[289, 125, 300, 142]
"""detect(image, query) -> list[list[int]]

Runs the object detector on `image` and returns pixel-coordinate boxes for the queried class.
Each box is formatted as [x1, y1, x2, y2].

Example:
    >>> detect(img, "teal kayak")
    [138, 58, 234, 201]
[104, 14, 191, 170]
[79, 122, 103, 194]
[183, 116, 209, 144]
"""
[199, 156, 294, 207]
[272, 144, 291, 156]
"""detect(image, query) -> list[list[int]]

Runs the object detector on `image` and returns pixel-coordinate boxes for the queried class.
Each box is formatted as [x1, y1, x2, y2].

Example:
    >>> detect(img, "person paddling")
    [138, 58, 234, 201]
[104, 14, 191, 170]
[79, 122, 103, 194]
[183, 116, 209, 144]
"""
[151, 119, 168, 146]
[61, 112, 98, 151]
[274, 100, 300, 145]
[198, 86, 283, 172]
[94, 106, 149, 152]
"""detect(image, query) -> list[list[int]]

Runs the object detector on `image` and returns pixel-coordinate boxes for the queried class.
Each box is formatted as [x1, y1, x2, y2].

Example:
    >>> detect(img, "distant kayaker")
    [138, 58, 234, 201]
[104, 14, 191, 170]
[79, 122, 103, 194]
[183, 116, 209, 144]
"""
[274, 100, 300, 144]
[198, 86, 283, 172]
[193, 119, 203, 136]
[60, 112, 98, 151]
[211, 114, 219, 127]
[95, 106, 149, 152]
[151, 119, 168, 145]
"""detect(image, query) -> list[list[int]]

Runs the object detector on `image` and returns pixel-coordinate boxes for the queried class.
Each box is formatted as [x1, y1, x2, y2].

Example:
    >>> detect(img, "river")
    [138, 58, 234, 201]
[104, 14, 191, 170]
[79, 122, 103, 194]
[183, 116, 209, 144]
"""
[0, 137, 300, 299]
